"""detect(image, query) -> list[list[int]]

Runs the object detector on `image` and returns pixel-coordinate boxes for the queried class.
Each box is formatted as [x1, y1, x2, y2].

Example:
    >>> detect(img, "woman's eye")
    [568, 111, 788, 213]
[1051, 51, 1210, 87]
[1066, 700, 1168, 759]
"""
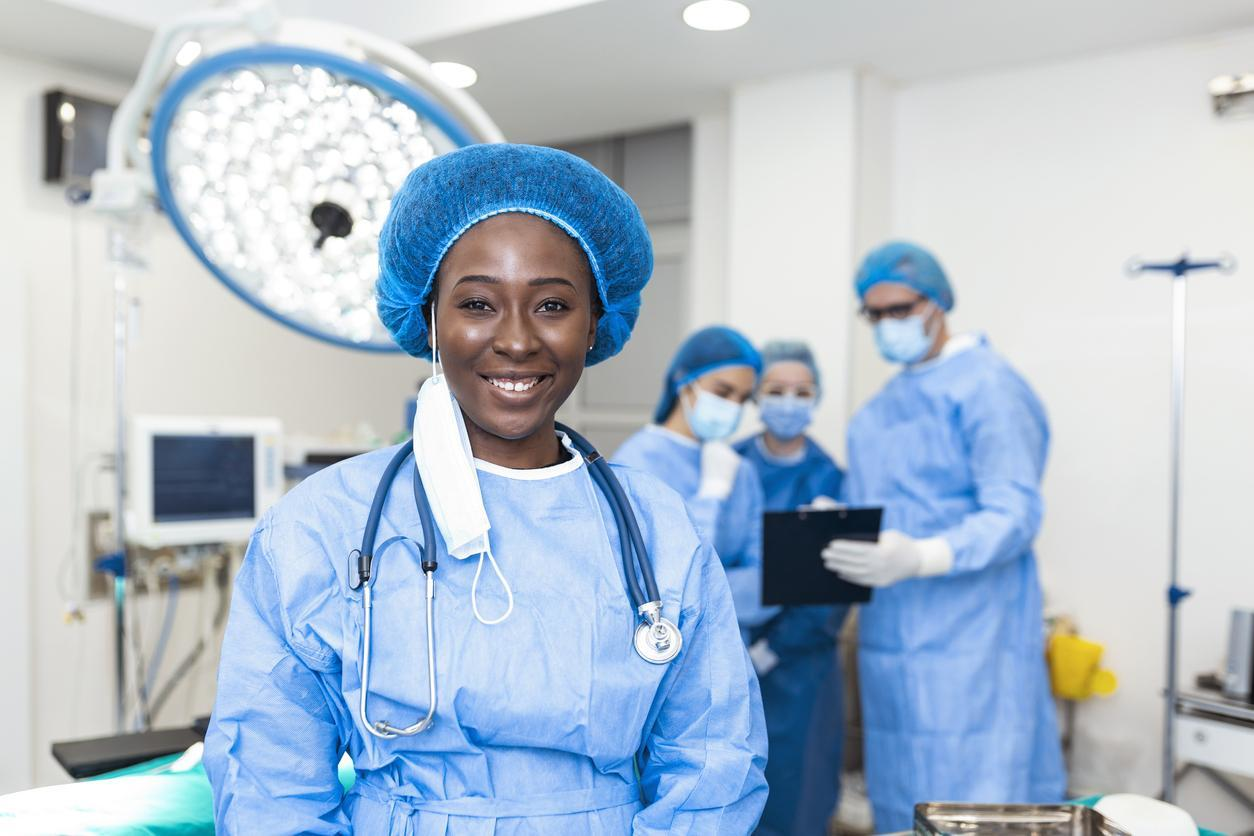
[538, 299, 570, 313]
[460, 298, 493, 312]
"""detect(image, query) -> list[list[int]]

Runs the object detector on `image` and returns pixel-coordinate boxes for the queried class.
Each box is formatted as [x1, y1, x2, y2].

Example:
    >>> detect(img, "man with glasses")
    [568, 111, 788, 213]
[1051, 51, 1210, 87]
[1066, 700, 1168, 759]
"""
[822, 241, 1064, 831]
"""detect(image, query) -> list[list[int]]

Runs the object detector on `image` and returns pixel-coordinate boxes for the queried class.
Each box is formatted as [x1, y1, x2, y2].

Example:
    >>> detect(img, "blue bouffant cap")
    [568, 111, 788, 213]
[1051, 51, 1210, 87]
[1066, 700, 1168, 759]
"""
[376, 143, 654, 365]
[760, 340, 821, 395]
[653, 326, 762, 424]
[854, 240, 954, 312]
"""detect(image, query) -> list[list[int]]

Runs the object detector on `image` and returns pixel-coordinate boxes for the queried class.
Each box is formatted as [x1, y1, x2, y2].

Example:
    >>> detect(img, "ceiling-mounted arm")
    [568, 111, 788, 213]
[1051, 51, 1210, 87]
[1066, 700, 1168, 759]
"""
[93, 1, 282, 214]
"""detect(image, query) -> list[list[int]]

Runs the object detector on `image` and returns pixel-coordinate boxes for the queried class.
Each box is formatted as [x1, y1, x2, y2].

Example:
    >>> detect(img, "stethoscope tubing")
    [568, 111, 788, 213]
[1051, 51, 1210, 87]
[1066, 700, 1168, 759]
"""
[354, 425, 668, 739]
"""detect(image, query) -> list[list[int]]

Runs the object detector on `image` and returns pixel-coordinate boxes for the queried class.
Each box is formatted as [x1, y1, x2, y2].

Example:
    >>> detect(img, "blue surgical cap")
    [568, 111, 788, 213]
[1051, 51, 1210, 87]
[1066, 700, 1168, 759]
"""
[653, 326, 762, 424]
[854, 241, 954, 312]
[376, 143, 653, 365]
[760, 340, 821, 395]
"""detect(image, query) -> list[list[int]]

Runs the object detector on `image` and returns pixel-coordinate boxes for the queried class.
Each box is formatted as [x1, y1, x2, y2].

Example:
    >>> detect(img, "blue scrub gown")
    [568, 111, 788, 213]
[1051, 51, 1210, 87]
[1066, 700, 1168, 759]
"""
[735, 434, 848, 836]
[613, 425, 777, 630]
[845, 337, 1065, 831]
[204, 441, 768, 834]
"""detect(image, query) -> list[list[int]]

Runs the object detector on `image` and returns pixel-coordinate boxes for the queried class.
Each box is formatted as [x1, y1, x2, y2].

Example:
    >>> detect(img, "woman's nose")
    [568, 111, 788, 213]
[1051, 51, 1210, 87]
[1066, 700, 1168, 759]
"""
[491, 309, 542, 359]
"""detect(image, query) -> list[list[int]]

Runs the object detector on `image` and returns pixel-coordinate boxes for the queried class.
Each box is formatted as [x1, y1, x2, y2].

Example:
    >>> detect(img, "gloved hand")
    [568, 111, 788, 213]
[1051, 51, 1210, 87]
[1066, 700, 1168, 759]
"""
[821, 530, 953, 587]
[697, 440, 741, 499]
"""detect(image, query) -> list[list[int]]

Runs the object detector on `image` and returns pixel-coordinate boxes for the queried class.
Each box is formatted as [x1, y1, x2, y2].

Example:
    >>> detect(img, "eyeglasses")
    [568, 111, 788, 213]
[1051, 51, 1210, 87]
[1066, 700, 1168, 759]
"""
[860, 295, 928, 324]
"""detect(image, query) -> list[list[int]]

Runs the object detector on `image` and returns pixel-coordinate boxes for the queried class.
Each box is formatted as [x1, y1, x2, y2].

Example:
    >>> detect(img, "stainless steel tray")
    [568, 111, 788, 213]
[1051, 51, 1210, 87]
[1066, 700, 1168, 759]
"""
[913, 803, 1131, 835]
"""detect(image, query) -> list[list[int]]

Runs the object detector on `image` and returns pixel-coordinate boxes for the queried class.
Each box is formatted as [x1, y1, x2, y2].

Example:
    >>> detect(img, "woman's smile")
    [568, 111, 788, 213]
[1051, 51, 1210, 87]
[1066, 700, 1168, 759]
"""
[481, 372, 552, 397]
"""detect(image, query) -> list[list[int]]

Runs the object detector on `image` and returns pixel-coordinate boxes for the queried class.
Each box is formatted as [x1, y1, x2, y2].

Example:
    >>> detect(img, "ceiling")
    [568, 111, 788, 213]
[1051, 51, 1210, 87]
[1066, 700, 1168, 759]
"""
[418, 0, 1254, 141]
[5, 0, 1254, 143]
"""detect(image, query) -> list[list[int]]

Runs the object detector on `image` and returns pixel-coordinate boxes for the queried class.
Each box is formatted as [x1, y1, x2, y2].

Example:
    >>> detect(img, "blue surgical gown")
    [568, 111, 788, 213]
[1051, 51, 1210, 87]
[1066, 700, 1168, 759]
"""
[734, 435, 848, 836]
[844, 337, 1065, 831]
[204, 444, 768, 834]
[613, 425, 777, 630]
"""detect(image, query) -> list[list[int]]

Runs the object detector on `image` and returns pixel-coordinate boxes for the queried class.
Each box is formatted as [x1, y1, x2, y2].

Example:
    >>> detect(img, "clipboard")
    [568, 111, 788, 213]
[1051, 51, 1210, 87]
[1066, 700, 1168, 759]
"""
[761, 507, 882, 606]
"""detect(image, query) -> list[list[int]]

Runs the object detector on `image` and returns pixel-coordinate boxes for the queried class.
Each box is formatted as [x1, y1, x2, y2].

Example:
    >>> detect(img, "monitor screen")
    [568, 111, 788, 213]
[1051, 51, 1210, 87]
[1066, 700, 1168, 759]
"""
[152, 434, 256, 523]
[43, 90, 116, 185]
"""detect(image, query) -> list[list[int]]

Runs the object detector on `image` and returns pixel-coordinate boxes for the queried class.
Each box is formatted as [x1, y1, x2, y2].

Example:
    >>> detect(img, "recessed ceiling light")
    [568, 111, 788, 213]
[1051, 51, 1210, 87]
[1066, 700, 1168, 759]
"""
[174, 40, 202, 67]
[431, 61, 478, 89]
[683, 0, 750, 32]
[58, 101, 76, 124]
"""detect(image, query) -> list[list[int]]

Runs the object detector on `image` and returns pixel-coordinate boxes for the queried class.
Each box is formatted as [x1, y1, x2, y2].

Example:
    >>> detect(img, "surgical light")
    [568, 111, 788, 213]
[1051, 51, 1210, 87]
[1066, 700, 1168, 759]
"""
[150, 46, 485, 348]
[430, 61, 478, 90]
[682, 0, 751, 32]
[95, 5, 503, 353]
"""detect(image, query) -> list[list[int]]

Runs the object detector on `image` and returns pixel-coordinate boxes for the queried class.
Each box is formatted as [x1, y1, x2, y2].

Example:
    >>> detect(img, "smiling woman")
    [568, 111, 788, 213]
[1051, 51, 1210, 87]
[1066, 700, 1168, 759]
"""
[202, 143, 769, 835]
[431, 213, 599, 463]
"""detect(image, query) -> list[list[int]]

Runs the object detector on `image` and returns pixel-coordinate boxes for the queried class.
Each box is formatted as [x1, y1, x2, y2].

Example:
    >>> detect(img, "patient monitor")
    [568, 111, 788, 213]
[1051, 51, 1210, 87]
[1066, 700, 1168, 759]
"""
[127, 415, 282, 547]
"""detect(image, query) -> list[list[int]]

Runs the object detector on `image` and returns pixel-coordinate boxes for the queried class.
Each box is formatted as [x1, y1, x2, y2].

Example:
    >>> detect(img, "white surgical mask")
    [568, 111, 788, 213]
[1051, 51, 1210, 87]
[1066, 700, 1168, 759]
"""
[682, 387, 744, 442]
[411, 306, 513, 625]
[874, 307, 937, 365]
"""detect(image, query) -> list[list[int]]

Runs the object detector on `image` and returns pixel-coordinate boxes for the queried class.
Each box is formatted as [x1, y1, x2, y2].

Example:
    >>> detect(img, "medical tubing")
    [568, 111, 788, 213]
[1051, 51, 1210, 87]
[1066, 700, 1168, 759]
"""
[584, 458, 643, 610]
[598, 455, 662, 605]
[358, 584, 394, 738]
[579, 448, 661, 606]
[149, 557, 230, 717]
[359, 565, 438, 739]
[412, 459, 437, 571]
[556, 423, 650, 609]
[360, 441, 415, 584]
[399, 570, 439, 735]
[144, 575, 179, 701]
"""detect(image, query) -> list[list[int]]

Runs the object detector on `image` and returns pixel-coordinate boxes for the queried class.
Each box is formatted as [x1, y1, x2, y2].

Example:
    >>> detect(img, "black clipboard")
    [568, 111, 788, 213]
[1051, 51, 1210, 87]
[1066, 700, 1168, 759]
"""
[761, 507, 882, 606]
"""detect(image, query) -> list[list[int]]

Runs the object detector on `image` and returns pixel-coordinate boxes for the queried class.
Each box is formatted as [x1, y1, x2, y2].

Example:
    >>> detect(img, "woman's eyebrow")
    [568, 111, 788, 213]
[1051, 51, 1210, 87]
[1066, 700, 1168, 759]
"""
[453, 274, 500, 288]
[528, 277, 577, 289]
[452, 275, 576, 289]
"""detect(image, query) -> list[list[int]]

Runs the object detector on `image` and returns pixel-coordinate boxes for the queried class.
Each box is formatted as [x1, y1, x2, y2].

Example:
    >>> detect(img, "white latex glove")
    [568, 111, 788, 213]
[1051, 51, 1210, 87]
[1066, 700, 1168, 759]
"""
[821, 529, 953, 587]
[697, 440, 740, 499]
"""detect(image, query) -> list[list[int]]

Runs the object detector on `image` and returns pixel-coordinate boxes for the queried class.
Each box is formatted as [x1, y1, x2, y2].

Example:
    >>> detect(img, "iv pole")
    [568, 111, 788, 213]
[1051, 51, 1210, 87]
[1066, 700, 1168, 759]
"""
[1125, 253, 1236, 803]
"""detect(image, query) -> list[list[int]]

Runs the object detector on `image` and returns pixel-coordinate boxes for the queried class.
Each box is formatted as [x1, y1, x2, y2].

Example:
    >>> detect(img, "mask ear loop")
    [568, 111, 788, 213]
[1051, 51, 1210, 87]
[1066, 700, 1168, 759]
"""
[430, 294, 442, 376]
[678, 383, 698, 430]
[426, 285, 510, 626]
[920, 300, 941, 341]
[471, 543, 514, 625]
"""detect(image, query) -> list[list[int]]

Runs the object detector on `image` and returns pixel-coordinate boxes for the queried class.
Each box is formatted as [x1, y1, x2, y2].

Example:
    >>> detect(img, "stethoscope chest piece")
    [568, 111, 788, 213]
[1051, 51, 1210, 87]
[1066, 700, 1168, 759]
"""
[634, 616, 682, 664]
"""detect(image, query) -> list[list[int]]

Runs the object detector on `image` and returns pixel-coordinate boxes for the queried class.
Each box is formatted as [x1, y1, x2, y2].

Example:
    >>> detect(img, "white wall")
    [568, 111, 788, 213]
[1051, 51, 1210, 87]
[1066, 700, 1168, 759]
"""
[3, 48, 425, 788]
[725, 69, 858, 452]
[0, 53, 34, 797]
[874, 29, 1254, 830]
[688, 109, 731, 329]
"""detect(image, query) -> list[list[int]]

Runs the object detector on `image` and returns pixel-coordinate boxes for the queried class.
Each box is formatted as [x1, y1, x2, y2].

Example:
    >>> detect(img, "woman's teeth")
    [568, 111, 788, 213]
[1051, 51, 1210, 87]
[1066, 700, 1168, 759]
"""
[489, 377, 541, 392]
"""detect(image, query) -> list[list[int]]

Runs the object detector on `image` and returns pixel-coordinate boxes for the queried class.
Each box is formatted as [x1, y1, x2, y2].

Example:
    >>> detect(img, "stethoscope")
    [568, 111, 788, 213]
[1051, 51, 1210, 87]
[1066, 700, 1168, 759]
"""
[348, 422, 683, 740]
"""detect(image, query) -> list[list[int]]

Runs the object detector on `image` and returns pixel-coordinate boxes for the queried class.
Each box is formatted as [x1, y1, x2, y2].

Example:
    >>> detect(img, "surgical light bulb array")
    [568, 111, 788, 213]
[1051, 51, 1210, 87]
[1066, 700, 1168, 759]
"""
[160, 62, 444, 347]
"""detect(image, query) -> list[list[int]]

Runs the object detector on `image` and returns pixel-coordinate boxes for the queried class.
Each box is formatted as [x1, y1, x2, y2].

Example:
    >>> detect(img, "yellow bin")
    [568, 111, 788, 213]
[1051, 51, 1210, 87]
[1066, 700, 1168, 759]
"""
[1048, 633, 1118, 700]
